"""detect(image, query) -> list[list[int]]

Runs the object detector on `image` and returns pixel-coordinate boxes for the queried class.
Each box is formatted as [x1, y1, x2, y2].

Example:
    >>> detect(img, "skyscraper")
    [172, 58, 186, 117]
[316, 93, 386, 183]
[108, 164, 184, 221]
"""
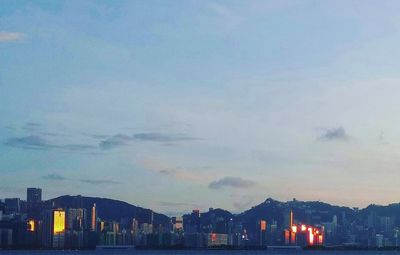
[91, 204, 97, 232]
[27, 188, 42, 204]
[27, 188, 42, 218]
[53, 209, 66, 248]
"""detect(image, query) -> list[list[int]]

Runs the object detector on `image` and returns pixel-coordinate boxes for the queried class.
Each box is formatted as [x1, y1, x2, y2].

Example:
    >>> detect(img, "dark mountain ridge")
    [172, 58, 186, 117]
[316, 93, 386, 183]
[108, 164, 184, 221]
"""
[45, 195, 170, 226]
[44, 195, 400, 231]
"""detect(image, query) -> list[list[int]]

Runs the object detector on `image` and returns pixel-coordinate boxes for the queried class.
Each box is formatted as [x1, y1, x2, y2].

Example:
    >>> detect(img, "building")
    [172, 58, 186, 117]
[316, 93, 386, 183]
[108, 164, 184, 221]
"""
[27, 188, 42, 204]
[53, 210, 66, 248]
[4, 198, 20, 215]
[207, 233, 228, 247]
[172, 216, 183, 232]
[67, 208, 86, 231]
[91, 204, 97, 232]
[42, 209, 66, 249]
[257, 220, 267, 247]
[27, 188, 42, 218]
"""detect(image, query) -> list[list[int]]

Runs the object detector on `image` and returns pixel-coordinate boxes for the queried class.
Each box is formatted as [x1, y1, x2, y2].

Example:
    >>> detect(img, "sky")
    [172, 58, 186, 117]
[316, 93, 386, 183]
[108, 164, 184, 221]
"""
[1, 0, 400, 215]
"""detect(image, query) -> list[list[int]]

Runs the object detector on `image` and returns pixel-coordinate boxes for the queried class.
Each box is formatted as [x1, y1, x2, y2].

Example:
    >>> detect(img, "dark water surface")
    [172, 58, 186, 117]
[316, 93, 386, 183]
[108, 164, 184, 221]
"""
[2, 250, 400, 255]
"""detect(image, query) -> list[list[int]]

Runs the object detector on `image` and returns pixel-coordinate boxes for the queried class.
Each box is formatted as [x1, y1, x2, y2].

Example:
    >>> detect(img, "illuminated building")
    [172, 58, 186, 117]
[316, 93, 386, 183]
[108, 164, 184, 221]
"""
[27, 219, 35, 232]
[100, 221, 106, 232]
[207, 233, 228, 247]
[54, 210, 66, 234]
[287, 224, 324, 247]
[284, 210, 323, 247]
[258, 220, 267, 246]
[91, 203, 97, 232]
[290, 210, 293, 228]
[172, 216, 183, 232]
[52, 209, 66, 248]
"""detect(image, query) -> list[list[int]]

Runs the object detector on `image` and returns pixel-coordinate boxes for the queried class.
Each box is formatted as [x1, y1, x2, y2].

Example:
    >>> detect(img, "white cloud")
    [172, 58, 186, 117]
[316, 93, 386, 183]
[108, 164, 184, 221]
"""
[0, 31, 25, 42]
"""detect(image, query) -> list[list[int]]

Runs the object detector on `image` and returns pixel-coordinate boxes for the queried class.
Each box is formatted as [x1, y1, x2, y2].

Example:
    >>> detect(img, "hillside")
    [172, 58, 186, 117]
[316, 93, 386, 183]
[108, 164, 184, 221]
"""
[46, 195, 170, 226]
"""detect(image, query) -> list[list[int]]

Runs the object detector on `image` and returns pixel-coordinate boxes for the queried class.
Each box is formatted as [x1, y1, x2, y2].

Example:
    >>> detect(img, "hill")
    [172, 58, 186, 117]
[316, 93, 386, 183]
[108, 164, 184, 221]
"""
[46, 195, 170, 226]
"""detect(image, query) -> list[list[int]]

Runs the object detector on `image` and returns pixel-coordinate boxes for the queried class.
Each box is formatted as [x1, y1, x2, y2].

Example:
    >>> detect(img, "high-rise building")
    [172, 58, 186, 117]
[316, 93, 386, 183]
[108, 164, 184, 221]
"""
[4, 198, 20, 214]
[172, 216, 184, 232]
[67, 208, 86, 231]
[190, 210, 201, 233]
[42, 209, 66, 248]
[53, 210, 66, 248]
[27, 188, 42, 218]
[257, 220, 267, 246]
[91, 204, 97, 232]
[27, 188, 42, 204]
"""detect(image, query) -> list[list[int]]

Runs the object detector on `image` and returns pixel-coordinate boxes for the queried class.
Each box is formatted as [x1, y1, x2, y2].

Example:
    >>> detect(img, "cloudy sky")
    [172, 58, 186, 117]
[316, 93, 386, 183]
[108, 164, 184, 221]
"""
[1, 0, 400, 214]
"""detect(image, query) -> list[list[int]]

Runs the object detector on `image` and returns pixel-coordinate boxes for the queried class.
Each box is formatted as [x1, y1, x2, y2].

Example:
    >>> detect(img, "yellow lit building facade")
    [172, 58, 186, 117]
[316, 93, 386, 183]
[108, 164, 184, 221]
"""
[52, 209, 66, 248]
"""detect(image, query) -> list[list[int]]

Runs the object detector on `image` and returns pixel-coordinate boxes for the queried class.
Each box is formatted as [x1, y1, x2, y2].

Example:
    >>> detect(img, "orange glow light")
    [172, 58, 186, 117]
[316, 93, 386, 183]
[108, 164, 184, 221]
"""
[308, 228, 314, 245]
[301, 225, 307, 231]
[260, 220, 267, 231]
[53, 210, 65, 234]
[211, 233, 217, 242]
[318, 235, 323, 244]
[27, 220, 35, 232]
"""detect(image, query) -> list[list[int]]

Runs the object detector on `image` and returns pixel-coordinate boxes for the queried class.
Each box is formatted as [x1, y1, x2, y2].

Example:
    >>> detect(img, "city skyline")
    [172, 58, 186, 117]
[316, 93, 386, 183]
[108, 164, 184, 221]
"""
[2, 186, 400, 249]
[2, 0, 400, 214]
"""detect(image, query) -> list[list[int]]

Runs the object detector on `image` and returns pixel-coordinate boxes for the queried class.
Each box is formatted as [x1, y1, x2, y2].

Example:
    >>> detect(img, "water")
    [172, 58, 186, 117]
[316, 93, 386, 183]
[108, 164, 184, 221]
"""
[1, 251, 400, 255]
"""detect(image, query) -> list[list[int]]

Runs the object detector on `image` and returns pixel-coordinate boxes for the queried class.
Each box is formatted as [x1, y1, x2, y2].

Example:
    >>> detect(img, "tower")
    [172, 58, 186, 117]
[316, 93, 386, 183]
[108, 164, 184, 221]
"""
[290, 209, 293, 227]
[27, 188, 42, 204]
[91, 204, 97, 232]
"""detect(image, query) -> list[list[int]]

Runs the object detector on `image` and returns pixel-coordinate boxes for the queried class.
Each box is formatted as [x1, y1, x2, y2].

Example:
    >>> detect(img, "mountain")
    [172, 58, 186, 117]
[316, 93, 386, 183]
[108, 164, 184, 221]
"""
[46, 195, 170, 226]
[235, 198, 357, 235]
[44, 195, 400, 233]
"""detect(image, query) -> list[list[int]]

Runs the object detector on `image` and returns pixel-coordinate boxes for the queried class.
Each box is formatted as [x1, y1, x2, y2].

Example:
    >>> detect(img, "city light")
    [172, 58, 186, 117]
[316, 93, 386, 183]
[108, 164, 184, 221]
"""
[260, 220, 267, 231]
[27, 219, 35, 232]
[53, 210, 65, 234]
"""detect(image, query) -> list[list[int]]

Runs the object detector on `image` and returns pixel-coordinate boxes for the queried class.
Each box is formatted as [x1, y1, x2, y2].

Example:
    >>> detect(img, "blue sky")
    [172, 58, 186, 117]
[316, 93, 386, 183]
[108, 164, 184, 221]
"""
[1, 0, 400, 214]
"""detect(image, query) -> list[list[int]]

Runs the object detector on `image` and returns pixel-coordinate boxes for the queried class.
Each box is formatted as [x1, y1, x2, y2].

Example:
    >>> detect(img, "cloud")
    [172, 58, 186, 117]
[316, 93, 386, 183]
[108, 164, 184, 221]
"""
[4, 135, 96, 152]
[40, 132, 69, 137]
[133, 133, 199, 142]
[80, 179, 121, 185]
[42, 174, 66, 181]
[0, 31, 25, 42]
[318, 127, 350, 141]
[62, 144, 97, 151]
[4, 135, 53, 150]
[139, 158, 207, 183]
[42, 174, 120, 185]
[99, 132, 200, 149]
[23, 122, 41, 130]
[208, 176, 256, 189]
[99, 134, 133, 149]
[81, 132, 109, 139]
